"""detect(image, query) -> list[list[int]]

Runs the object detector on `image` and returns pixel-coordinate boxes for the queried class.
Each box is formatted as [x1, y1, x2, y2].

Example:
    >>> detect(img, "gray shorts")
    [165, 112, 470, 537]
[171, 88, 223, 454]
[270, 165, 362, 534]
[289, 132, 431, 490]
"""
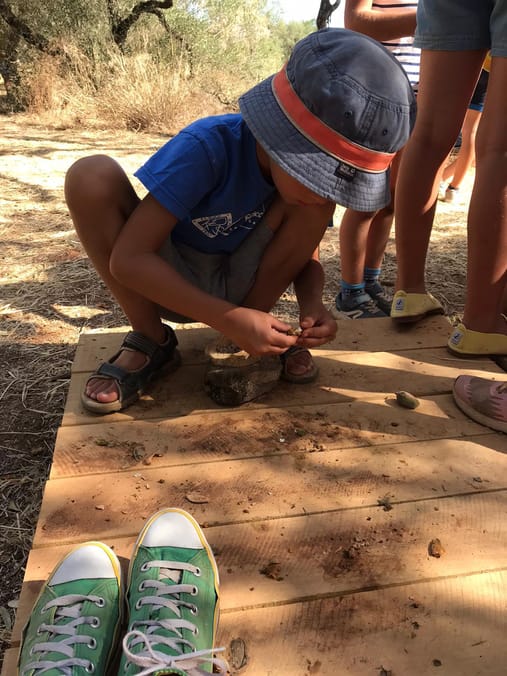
[157, 221, 273, 323]
[415, 0, 507, 57]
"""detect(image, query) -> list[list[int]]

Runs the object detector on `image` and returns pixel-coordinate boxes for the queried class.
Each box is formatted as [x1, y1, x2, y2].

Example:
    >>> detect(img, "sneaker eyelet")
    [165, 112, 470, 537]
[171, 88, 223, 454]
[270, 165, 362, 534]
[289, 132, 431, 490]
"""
[135, 599, 143, 610]
[138, 581, 145, 591]
[194, 567, 201, 577]
[190, 586, 198, 596]
[95, 597, 105, 608]
[85, 663, 95, 674]
[90, 617, 100, 628]
[87, 637, 97, 649]
[140, 562, 150, 572]
[190, 604, 198, 615]
[193, 627, 199, 636]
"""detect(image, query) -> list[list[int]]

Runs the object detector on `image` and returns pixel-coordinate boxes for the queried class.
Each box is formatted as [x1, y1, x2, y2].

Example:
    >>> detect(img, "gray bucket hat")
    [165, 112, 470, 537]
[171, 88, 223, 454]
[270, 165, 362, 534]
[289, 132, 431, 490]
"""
[239, 28, 416, 211]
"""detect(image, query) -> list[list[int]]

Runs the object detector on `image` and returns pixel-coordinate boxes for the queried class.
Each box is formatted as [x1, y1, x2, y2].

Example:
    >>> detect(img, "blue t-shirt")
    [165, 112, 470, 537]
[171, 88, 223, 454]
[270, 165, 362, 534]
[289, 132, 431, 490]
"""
[135, 114, 276, 254]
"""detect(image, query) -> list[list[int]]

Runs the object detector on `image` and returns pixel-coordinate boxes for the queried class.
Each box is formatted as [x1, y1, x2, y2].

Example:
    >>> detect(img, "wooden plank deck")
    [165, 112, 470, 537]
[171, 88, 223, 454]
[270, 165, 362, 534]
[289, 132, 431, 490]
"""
[5, 316, 507, 675]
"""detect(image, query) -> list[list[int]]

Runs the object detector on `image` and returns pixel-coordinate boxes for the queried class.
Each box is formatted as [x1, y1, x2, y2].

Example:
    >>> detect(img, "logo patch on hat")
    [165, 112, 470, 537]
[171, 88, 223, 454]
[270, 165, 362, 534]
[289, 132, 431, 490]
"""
[334, 161, 356, 182]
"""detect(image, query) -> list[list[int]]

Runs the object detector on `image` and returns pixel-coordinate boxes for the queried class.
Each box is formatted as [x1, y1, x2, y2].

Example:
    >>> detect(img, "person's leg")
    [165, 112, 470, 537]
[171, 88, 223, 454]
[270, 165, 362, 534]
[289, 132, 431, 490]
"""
[239, 198, 334, 380]
[362, 151, 404, 313]
[339, 209, 375, 287]
[361, 206, 395, 314]
[241, 197, 333, 313]
[444, 107, 482, 198]
[441, 67, 489, 193]
[65, 156, 174, 407]
[335, 208, 388, 318]
[364, 207, 394, 272]
[394, 50, 485, 295]
[462, 54, 507, 336]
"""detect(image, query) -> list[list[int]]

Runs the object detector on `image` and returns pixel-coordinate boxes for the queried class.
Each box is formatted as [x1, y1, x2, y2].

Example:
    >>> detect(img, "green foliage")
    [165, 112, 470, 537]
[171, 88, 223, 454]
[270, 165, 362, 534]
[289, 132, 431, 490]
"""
[0, 0, 314, 125]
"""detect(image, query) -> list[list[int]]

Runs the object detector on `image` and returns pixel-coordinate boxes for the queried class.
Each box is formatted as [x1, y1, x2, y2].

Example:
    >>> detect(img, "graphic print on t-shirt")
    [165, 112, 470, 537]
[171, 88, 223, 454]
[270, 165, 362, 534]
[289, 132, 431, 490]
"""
[191, 207, 266, 239]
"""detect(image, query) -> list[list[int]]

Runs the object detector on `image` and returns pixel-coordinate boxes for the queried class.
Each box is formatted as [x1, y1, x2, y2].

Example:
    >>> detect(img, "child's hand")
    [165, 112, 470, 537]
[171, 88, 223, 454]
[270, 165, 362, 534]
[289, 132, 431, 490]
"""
[222, 307, 298, 356]
[297, 306, 337, 347]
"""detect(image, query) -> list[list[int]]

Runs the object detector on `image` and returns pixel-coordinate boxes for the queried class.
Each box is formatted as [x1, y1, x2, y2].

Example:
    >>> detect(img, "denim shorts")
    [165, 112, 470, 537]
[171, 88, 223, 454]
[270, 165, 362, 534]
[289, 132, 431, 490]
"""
[156, 221, 273, 323]
[415, 0, 507, 57]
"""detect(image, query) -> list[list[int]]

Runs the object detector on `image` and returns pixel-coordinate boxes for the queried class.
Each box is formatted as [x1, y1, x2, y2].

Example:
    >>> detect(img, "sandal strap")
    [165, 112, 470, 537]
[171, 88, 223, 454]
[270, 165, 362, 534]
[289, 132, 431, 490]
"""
[123, 326, 178, 361]
[94, 361, 140, 386]
[85, 326, 180, 407]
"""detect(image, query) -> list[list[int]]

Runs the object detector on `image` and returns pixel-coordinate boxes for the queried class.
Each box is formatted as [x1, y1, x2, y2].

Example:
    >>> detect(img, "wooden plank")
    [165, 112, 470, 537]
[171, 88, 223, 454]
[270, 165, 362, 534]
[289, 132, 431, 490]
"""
[62, 348, 502, 427]
[217, 571, 507, 675]
[51, 393, 493, 478]
[1, 648, 19, 676]
[50, 394, 492, 479]
[11, 570, 505, 675]
[13, 493, 507, 644]
[71, 315, 454, 373]
[37, 433, 507, 544]
[11, 570, 506, 675]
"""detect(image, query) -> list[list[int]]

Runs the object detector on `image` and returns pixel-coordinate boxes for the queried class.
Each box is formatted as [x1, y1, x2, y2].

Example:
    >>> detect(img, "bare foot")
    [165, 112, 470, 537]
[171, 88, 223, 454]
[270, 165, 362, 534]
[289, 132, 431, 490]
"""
[85, 348, 148, 404]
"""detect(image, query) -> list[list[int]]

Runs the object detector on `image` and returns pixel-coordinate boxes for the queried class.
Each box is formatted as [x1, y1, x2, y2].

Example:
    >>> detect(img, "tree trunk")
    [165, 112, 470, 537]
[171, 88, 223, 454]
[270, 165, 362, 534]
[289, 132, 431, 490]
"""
[316, 0, 341, 30]
[0, 0, 62, 56]
[107, 0, 174, 51]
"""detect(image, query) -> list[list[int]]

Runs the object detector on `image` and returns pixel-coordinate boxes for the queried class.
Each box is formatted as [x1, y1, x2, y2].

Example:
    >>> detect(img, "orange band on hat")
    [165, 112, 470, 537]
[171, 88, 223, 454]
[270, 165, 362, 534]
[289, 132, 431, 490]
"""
[272, 65, 395, 173]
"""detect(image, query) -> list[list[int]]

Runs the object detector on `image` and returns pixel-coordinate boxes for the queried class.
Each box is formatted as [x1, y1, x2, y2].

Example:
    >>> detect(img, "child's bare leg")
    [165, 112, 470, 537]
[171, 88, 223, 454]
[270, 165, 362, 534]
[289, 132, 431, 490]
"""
[364, 206, 394, 270]
[364, 150, 400, 271]
[243, 198, 334, 377]
[243, 198, 334, 312]
[339, 209, 376, 285]
[463, 55, 507, 335]
[65, 155, 167, 404]
[395, 50, 485, 293]
[442, 108, 482, 189]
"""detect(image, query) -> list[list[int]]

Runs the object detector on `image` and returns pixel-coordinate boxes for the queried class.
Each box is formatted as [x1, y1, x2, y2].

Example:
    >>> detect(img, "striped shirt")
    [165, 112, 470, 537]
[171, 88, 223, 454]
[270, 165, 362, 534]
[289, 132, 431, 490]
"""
[372, 0, 420, 91]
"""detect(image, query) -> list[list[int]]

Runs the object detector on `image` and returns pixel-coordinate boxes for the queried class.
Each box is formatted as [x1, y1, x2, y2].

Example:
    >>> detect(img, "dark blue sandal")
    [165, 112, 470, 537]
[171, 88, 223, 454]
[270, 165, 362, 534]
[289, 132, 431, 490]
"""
[280, 345, 319, 384]
[81, 326, 181, 414]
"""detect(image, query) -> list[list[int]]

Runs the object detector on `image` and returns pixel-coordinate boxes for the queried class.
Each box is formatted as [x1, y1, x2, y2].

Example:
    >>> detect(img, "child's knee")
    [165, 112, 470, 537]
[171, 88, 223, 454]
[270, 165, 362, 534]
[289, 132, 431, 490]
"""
[64, 154, 120, 207]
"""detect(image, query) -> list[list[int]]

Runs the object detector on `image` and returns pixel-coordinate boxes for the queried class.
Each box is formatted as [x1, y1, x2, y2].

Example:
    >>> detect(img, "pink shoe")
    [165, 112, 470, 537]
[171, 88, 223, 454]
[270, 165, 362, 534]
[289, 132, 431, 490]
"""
[453, 375, 507, 433]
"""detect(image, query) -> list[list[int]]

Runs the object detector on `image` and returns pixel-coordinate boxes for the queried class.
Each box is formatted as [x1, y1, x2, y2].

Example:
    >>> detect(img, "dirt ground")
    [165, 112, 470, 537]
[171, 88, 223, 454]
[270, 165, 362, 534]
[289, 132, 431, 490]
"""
[0, 113, 471, 660]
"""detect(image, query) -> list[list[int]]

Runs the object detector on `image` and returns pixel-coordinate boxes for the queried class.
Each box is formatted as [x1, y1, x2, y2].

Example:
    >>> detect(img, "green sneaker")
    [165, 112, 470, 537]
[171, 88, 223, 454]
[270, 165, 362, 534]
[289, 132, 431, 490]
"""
[18, 542, 123, 675]
[119, 508, 227, 676]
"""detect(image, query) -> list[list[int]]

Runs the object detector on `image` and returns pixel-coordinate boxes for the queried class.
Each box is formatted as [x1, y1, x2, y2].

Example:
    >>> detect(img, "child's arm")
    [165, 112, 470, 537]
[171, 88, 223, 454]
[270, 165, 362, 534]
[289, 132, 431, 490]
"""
[110, 194, 296, 356]
[345, 0, 416, 41]
[239, 201, 336, 347]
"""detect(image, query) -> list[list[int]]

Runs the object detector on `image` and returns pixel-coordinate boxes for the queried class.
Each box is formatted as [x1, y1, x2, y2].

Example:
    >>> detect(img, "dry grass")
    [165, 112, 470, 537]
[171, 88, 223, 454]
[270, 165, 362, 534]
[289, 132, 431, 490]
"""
[18, 46, 242, 134]
[0, 112, 471, 663]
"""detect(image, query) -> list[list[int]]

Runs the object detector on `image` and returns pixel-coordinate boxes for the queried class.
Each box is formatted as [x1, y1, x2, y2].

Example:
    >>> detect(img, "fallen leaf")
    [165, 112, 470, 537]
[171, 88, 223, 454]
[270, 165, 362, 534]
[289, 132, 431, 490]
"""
[428, 538, 445, 558]
[229, 637, 248, 670]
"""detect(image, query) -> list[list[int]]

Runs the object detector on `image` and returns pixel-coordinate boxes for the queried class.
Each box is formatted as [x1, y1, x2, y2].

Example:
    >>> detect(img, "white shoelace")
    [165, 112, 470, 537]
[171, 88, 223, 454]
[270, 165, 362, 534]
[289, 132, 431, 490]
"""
[122, 560, 228, 676]
[122, 629, 227, 675]
[21, 593, 103, 675]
